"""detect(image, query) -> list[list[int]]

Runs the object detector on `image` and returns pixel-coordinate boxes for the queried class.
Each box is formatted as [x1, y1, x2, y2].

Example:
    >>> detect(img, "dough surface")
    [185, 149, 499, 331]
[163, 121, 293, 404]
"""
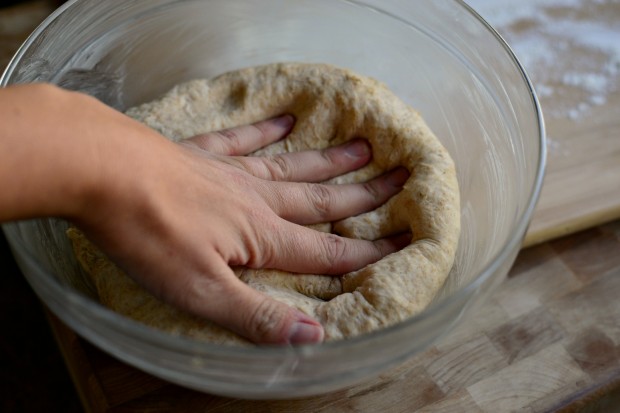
[67, 62, 460, 344]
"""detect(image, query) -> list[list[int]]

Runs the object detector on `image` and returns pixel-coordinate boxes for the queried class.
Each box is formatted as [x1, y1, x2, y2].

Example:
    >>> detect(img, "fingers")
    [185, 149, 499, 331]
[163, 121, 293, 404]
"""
[181, 258, 324, 345]
[180, 230, 408, 344]
[175, 229, 408, 344]
[186, 114, 294, 155]
[255, 224, 411, 275]
[266, 167, 409, 225]
[238, 139, 372, 182]
[185, 115, 376, 184]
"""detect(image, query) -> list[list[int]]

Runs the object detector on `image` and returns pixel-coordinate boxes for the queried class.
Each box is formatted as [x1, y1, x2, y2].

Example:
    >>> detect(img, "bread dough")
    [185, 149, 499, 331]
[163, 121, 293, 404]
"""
[67, 62, 460, 344]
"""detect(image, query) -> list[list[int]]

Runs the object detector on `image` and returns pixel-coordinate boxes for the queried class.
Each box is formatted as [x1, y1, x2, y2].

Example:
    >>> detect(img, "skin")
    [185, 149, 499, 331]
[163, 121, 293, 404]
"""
[0, 83, 409, 345]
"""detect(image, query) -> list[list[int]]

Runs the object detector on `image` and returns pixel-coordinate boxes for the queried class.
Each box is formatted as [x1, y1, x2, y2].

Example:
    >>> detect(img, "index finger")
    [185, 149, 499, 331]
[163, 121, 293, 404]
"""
[251, 220, 411, 275]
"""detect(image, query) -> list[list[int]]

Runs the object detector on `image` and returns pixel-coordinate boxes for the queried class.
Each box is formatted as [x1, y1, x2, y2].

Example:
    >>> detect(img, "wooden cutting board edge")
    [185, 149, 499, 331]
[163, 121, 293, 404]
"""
[524, 202, 620, 248]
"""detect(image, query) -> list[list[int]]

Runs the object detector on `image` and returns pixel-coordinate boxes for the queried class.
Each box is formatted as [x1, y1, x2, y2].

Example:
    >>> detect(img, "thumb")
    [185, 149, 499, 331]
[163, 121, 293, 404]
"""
[186, 261, 324, 345]
[229, 283, 325, 345]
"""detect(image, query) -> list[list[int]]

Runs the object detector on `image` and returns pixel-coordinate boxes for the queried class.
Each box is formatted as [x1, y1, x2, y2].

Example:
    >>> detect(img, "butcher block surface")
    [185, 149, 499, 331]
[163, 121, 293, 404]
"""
[2, 1, 620, 412]
[49, 220, 620, 413]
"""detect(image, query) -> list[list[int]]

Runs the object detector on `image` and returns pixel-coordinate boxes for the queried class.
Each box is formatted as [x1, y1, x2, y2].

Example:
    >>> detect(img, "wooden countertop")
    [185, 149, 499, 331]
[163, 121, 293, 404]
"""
[47, 220, 620, 413]
[466, 0, 620, 247]
[2, 1, 620, 412]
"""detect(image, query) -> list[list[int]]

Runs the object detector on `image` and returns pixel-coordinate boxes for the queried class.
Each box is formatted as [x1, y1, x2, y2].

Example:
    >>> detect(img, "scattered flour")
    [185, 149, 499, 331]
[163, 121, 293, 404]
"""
[467, 0, 620, 122]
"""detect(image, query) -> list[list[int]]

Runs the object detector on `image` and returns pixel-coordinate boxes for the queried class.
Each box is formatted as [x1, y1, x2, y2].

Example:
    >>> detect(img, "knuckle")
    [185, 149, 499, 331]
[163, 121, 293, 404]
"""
[242, 211, 281, 268]
[215, 129, 242, 153]
[308, 184, 333, 219]
[233, 157, 265, 178]
[371, 239, 386, 260]
[245, 298, 286, 341]
[265, 154, 293, 181]
[246, 240, 274, 269]
[321, 233, 348, 270]
[362, 181, 382, 202]
[319, 147, 337, 166]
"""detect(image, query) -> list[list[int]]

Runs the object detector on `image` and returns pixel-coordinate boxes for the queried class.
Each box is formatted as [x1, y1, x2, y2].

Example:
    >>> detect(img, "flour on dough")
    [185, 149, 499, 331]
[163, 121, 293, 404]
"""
[67, 62, 460, 344]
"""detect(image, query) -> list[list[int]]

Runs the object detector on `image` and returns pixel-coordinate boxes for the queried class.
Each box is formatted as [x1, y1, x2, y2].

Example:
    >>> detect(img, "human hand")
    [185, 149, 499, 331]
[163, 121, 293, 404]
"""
[81, 112, 410, 344]
[0, 84, 408, 345]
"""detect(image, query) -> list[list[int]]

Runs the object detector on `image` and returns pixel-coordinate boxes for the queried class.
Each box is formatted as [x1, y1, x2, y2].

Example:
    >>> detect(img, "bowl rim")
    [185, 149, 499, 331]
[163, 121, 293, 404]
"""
[1, 0, 547, 358]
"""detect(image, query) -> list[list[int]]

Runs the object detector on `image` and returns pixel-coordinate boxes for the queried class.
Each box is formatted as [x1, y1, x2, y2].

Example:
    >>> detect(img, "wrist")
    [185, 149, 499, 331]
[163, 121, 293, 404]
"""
[0, 83, 169, 225]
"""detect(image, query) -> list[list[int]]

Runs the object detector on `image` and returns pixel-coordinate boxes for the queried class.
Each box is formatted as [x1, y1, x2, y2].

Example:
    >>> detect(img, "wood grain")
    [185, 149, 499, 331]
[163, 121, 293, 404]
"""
[525, 95, 620, 247]
[45, 220, 620, 412]
[488, 307, 565, 364]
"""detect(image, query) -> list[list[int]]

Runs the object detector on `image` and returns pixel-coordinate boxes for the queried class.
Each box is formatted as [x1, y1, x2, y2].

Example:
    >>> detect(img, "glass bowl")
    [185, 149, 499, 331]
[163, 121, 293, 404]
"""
[1, 0, 545, 399]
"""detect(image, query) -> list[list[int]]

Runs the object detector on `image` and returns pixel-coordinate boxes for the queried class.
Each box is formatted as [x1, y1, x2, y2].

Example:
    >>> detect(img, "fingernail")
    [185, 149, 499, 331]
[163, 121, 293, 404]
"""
[272, 114, 295, 129]
[345, 139, 370, 158]
[388, 167, 410, 186]
[288, 314, 324, 344]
